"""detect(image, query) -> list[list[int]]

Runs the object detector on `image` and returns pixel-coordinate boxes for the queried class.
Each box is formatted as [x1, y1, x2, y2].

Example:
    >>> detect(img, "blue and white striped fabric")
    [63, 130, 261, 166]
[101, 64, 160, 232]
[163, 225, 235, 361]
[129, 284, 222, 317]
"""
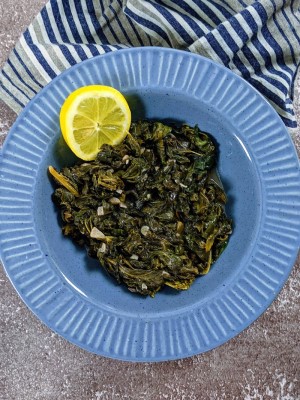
[1, 0, 299, 134]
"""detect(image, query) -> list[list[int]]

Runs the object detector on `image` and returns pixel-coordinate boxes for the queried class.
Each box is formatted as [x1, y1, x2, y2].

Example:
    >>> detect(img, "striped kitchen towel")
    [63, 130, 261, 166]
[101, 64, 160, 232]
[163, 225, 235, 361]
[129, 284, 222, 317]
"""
[0, 0, 299, 134]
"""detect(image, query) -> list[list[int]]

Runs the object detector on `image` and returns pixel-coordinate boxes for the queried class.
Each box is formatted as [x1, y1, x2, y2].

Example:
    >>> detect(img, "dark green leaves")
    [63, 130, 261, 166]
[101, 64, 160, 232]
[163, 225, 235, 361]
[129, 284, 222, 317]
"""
[50, 121, 232, 296]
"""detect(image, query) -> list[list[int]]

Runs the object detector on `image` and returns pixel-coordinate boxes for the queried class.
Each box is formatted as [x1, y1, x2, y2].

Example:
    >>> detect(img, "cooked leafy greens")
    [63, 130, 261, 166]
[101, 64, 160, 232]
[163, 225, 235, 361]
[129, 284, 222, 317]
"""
[49, 121, 232, 297]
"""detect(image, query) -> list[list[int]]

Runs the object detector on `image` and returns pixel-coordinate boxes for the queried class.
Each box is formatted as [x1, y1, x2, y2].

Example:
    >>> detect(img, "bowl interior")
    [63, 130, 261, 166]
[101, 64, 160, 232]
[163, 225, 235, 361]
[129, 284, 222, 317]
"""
[34, 88, 261, 317]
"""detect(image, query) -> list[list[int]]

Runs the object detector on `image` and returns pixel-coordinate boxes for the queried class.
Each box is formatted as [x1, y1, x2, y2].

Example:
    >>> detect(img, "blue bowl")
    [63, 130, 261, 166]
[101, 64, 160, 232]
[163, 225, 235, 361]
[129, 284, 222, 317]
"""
[0, 47, 299, 361]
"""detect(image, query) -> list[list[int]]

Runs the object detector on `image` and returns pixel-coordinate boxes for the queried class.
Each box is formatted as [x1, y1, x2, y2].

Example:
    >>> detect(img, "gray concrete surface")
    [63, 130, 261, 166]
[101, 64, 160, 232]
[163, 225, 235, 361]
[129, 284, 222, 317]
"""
[1, 1, 299, 399]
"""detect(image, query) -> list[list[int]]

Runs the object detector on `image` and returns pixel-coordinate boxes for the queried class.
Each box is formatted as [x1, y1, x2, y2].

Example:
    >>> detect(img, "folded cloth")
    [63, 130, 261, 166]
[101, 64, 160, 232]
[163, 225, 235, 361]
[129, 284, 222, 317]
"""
[0, 0, 299, 134]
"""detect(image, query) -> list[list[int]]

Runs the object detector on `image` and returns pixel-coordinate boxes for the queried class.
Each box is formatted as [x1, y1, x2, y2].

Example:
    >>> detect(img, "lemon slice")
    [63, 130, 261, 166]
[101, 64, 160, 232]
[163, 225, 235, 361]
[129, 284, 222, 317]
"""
[60, 85, 131, 161]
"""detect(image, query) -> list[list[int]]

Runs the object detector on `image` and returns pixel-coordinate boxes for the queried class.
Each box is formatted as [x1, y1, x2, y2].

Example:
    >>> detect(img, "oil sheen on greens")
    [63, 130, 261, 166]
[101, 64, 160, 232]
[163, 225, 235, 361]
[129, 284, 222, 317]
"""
[50, 121, 232, 297]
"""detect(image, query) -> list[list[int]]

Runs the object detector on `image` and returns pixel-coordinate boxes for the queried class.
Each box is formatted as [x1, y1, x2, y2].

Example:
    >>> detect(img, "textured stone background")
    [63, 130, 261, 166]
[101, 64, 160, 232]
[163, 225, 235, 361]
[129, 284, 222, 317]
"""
[0, 1, 299, 399]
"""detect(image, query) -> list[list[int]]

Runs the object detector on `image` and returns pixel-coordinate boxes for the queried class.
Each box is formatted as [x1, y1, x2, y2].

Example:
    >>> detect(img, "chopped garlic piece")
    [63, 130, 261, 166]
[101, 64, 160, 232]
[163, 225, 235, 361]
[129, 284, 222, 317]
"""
[98, 242, 106, 253]
[97, 206, 104, 216]
[90, 227, 105, 239]
[141, 226, 150, 236]
[109, 197, 121, 205]
[130, 254, 139, 260]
